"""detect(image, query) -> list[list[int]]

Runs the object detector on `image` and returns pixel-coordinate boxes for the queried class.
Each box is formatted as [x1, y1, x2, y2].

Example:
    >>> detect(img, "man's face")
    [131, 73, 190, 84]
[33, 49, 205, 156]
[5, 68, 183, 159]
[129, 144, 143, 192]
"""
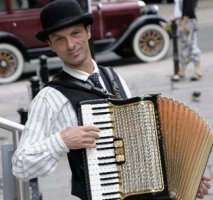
[48, 24, 91, 69]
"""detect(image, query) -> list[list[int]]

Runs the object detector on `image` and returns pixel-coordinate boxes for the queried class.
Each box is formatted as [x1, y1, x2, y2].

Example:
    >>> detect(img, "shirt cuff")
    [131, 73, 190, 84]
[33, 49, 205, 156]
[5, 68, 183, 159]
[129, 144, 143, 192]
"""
[46, 132, 69, 161]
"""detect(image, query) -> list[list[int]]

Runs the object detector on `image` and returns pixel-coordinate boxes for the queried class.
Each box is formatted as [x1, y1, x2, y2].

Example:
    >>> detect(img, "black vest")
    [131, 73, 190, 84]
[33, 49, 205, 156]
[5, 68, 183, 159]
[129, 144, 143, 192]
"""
[47, 66, 127, 200]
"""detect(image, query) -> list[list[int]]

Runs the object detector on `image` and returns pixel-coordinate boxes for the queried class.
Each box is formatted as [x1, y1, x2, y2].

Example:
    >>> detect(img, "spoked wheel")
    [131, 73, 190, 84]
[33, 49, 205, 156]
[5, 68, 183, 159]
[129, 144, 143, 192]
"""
[132, 24, 170, 62]
[0, 43, 24, 84]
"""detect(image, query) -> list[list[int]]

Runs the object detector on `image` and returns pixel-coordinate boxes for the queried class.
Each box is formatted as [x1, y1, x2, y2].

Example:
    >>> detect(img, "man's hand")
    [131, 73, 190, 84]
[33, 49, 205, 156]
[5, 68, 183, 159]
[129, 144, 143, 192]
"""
[197, 176, 211, 199]
[175, 176, 211, 200]
[179, 16, 189, 34]
[60, 125, 100, 149]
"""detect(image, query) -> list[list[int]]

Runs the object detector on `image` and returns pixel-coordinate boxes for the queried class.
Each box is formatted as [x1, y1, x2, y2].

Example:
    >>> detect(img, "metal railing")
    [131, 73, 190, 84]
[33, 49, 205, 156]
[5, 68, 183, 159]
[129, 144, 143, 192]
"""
[0, 117, 30, 200]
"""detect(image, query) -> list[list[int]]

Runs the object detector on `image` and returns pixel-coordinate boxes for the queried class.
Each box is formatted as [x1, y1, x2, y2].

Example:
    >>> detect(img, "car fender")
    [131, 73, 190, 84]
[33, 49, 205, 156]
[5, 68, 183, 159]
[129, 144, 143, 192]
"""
[0, 31, 28, 61]
[99, 15, 170, 53]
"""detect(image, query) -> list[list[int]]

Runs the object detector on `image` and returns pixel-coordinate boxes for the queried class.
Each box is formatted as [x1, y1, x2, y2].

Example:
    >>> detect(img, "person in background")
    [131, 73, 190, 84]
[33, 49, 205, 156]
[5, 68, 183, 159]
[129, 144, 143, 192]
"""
[172, 0, 202, 81]
[12, 0, 210, 200]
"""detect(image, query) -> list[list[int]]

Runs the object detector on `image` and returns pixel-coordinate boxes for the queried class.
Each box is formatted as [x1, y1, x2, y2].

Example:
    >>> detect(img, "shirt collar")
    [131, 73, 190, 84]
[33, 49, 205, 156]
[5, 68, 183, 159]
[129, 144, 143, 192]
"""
[62, 59, 100, 81]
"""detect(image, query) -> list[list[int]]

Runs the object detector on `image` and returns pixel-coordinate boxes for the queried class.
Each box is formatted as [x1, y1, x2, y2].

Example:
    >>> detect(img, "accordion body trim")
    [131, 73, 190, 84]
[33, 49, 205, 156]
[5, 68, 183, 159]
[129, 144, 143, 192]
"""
[79, 95, 213, 200]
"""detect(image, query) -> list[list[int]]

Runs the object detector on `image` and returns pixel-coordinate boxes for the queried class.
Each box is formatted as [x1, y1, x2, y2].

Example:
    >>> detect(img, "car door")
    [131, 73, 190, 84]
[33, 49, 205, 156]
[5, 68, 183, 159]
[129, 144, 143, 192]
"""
[92, 0, 141, 40]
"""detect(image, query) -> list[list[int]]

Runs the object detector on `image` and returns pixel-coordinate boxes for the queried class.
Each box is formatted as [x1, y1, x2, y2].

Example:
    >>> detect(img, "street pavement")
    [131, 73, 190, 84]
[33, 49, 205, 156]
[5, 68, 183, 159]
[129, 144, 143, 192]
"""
[0, 0, 213, 199]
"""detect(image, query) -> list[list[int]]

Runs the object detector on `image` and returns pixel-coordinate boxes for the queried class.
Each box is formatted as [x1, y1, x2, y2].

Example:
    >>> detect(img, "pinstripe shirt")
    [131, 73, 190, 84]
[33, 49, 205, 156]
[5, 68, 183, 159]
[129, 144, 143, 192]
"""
[12, 61, 131, 180]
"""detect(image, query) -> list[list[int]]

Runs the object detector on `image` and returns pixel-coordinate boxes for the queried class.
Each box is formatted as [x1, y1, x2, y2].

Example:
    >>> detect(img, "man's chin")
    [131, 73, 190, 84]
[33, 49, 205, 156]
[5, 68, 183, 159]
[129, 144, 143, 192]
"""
[65, 58, 83, 67]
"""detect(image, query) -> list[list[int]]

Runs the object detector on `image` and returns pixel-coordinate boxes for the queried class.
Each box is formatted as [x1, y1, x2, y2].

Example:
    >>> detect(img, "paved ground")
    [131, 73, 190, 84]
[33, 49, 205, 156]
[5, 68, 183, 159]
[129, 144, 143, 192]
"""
[0, 0, 213, 199]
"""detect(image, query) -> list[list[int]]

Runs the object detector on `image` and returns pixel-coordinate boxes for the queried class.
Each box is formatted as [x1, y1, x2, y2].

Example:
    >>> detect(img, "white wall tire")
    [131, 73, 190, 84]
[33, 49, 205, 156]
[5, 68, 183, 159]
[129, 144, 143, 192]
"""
[0, 43, 24, 84]
[133, 24, 170, 62]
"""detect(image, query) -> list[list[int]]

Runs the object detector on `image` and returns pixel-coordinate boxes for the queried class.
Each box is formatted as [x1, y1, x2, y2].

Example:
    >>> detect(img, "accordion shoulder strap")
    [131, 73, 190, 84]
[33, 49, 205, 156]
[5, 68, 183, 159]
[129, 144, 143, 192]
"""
[46, 70, 114, 98]
[99, 66, 127, 99]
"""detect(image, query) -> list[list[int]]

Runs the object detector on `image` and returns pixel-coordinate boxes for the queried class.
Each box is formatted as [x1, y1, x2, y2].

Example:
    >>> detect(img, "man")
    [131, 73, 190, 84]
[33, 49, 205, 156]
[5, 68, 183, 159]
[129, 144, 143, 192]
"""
[172, 0, 202, 81]
[12, 0, 210, 199]
[12, 1, 130, 199]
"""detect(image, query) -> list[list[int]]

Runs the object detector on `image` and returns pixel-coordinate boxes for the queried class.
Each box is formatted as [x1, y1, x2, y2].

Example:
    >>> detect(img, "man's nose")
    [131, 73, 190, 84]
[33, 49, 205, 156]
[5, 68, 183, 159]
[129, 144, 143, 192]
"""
[66, 37, 75, 50]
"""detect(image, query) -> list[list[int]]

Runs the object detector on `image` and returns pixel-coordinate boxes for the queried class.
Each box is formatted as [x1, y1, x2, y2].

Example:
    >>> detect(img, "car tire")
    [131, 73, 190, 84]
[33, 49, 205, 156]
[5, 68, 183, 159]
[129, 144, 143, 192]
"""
[132, 24, 170, 62]
[0, 43, 24, 84]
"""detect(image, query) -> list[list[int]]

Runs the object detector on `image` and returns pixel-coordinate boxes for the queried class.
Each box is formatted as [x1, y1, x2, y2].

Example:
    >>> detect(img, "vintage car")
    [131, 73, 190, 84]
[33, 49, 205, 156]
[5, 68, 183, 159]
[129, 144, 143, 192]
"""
[0, 0, 170, 84]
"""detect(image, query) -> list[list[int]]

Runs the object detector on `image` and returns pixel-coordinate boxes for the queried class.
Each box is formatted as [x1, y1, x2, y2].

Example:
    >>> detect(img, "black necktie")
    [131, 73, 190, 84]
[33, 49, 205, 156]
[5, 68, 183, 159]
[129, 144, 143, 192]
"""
[88, 73, 103, 89]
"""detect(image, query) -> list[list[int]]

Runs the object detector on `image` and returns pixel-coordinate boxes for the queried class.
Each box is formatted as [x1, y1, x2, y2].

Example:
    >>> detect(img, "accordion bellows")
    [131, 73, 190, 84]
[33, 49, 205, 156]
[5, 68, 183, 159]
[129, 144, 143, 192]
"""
[79, 95, 213, 200]
[158, 96, 213, 200]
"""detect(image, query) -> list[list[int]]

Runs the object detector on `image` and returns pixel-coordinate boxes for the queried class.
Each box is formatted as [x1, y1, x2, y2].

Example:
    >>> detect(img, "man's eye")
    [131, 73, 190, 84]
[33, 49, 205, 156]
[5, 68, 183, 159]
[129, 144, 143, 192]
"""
[73, 31, 80, 35]
[55, 37, 64, 43]
[56, 37, 62, 41]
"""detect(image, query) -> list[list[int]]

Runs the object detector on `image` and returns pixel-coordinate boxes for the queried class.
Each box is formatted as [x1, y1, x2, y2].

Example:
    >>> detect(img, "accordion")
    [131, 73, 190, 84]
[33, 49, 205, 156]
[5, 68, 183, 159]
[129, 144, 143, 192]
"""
[79, 94, 213, 200]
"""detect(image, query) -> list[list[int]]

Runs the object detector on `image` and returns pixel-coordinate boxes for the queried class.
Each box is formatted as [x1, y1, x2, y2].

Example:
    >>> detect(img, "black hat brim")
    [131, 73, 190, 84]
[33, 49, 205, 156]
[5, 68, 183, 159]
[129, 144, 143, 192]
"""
[36, 13, 93, 42]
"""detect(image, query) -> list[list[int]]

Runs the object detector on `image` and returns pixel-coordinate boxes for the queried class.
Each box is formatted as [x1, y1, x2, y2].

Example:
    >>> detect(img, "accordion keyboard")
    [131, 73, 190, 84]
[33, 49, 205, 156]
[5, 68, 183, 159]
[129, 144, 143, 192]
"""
[81, 103, 121, 200]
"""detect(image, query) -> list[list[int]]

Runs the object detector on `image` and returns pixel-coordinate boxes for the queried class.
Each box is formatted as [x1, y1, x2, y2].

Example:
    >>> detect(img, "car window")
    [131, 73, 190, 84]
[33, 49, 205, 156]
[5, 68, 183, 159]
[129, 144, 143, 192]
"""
[12, 0, 44, 10]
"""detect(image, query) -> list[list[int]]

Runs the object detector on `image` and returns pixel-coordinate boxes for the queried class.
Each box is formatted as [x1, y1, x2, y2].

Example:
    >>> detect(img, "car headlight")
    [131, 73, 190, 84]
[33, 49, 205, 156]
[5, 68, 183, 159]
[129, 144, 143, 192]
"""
[139, 1, 159, 15]
[138, 0, 146, 14]
[149, 4, 159, 14]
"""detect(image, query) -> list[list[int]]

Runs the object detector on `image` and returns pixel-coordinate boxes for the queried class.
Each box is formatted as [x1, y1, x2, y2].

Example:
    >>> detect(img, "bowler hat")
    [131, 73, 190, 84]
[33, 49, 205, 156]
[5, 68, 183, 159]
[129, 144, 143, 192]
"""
[36, 0, 93, 42]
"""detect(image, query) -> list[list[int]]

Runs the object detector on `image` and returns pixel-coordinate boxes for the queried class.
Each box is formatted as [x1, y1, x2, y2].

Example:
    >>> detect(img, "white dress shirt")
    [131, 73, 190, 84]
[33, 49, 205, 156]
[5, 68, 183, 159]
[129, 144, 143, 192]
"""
[12, 60, 131, 180]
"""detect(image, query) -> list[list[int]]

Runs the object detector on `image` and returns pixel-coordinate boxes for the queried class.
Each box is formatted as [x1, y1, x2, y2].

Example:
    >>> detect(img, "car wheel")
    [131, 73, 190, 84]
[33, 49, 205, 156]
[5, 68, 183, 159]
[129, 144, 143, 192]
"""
[132, 24, 170, 62]
[0, 43, 24, 84]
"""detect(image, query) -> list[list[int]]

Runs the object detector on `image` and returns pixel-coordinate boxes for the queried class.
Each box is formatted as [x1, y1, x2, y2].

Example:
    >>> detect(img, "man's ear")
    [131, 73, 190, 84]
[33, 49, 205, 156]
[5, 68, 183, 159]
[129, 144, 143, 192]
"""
[47, 39, 55, 52]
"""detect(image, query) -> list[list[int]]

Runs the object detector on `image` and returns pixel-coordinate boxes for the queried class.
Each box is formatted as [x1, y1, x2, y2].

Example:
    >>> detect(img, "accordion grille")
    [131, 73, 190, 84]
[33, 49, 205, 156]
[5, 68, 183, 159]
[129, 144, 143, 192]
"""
[111, 100, 164, 197]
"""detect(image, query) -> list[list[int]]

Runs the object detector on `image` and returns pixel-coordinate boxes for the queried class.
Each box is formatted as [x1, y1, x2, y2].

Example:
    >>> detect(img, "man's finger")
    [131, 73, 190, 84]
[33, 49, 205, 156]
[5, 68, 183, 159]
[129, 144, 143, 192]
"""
[84, 125, 100, 131]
